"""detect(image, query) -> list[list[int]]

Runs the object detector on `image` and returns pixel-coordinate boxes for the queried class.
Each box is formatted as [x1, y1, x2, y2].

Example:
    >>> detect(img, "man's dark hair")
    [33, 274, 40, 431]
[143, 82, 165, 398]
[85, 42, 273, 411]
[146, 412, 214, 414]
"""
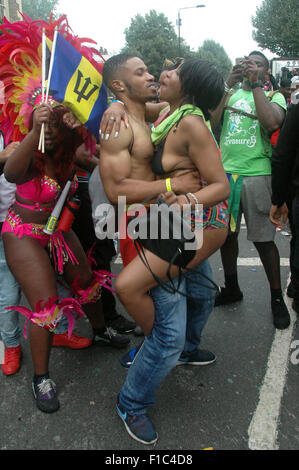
[179, 58, 224, 121]
[249, 51, 269, 70]
[280, 77, 292, 88]
[102, 54, 136, 88]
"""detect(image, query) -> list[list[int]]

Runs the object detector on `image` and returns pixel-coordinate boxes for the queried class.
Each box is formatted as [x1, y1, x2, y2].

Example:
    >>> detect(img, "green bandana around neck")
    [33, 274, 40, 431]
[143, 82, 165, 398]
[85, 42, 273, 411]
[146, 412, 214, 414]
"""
[151, 104, 211, 146]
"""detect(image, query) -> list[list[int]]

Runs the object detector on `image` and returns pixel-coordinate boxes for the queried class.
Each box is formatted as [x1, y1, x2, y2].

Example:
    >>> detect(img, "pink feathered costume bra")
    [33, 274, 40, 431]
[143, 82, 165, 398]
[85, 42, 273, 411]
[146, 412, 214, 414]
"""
[2, 175, 115, 337]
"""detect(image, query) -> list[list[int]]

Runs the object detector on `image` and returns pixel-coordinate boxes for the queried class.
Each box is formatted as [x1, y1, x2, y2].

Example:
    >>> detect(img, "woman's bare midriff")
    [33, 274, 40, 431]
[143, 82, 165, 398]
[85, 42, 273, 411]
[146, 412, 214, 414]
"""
[11, 198, 54, 225]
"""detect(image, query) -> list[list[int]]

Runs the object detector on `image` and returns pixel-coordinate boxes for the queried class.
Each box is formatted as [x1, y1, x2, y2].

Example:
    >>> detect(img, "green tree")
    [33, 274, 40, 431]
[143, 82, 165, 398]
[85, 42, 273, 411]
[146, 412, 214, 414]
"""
[197, 39, 233, 79]
[121, 10, 194, 79]
[252, 0, 299, 56]
[22, 0, 59, 21]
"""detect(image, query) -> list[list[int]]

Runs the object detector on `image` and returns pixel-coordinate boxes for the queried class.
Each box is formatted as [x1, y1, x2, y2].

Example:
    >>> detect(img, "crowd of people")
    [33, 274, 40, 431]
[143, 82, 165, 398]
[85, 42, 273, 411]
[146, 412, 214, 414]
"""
[1, 20, 298, 445]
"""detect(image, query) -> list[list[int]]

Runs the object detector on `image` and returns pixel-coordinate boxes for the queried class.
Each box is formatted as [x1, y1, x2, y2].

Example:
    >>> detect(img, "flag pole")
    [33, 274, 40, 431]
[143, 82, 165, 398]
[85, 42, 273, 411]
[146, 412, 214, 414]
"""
[39, 27, 59, 152]
[38, 27, 46, 152]
[45, 28, 58, 103]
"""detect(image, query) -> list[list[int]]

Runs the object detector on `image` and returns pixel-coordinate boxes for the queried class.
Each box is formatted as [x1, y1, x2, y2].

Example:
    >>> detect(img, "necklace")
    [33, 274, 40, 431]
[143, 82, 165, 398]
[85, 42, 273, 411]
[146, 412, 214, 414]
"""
[127, 113, 151, 136]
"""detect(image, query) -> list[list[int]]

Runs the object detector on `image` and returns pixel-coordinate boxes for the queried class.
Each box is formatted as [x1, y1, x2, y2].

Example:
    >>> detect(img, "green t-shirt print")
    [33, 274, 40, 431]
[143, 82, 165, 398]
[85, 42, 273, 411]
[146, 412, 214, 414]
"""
[220, 89, 287, 176]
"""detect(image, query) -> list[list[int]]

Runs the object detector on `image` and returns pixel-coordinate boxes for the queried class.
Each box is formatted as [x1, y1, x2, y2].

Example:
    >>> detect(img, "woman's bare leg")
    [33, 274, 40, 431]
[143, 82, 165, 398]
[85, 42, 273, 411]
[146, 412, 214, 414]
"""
[187, 228, 228, 270]
[3, 233, 58, 375]
[115, 251, 176, 336]
[62, 230, 105, 330]
[30, 324, 53, 375]
[115, 227, 228, 335]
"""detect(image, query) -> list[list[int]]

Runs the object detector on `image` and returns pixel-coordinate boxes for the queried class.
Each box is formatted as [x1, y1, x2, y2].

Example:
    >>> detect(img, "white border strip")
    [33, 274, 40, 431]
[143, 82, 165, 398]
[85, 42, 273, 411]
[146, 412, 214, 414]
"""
[248, 276, 297, 450]
[238, 258, 289, 267]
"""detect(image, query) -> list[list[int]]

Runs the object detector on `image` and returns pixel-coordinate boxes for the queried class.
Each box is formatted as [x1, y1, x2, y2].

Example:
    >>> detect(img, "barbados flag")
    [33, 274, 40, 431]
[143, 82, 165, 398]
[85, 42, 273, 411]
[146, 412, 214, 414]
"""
[48, 33, 107, 139]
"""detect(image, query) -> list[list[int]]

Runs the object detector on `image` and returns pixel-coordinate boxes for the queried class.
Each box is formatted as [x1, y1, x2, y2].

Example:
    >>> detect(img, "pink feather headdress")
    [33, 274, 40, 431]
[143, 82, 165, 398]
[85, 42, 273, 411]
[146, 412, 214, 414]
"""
[0, 13, 105, 146]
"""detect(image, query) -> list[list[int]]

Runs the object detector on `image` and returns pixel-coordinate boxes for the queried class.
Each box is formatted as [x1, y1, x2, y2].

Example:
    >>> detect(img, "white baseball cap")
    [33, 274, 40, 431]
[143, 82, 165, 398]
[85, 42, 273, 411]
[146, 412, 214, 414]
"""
[291, 79, 299, 89]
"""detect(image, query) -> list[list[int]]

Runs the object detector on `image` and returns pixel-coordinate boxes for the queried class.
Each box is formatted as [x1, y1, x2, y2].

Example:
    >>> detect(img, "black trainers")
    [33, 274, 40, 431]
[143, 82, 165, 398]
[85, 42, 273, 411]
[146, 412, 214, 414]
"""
[177, 349, 216, 366]
[292, 299, 299, 315]
[215, 286, 243, 306]
[287, 282, 296, 299]
[93, 327, 130, 349]
[271, 298, 291, 330]
[32, 376, 60, 413]
[108, 315, 136, 334]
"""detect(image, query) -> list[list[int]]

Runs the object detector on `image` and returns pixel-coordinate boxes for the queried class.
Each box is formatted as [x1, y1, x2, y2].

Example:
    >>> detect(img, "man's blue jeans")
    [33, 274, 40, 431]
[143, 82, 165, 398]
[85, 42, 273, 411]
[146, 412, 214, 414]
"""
[0, 234, 22, 347]
[118, 260, 216, 415]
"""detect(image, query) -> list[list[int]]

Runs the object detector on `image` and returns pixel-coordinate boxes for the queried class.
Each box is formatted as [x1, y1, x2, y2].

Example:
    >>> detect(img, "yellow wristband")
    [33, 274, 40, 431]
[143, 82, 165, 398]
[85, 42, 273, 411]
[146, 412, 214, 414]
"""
[166, 178, 172, 192]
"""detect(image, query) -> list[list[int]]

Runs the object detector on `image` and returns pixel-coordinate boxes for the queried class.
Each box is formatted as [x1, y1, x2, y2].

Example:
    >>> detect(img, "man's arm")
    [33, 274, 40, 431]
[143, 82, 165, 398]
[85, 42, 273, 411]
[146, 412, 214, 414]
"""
[210, 64, 244, 131]
[99, 124, 202, 205]
[252, 89, 285, 133]
[243, 58, 286, 132]
[145, 102, 168, 123]
[100, 124, 171, 204]
[100, 101, 168, 141]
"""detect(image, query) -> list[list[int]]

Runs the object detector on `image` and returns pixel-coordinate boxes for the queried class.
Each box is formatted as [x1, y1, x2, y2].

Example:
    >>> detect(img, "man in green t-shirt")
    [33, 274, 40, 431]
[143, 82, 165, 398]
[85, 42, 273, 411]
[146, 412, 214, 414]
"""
[211, 51, 290, 330]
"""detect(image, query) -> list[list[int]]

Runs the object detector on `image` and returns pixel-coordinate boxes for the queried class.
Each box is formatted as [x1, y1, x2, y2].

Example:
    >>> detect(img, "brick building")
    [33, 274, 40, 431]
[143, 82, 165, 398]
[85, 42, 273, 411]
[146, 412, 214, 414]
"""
[0, 0, 23, 22]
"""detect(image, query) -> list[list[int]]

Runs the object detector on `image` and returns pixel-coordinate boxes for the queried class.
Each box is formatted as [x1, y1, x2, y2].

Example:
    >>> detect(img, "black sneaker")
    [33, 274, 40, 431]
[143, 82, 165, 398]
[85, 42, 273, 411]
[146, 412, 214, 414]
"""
[287, 282, 296, 299]
[177, 349, 216, 366]
[32, 376, 60, 413]
[271, 298, 291, 330]
[93, 327, 130, 349]
[108, 315, 136, 334]
[292, 299, 299, 315]
[215, 286, 243, 306]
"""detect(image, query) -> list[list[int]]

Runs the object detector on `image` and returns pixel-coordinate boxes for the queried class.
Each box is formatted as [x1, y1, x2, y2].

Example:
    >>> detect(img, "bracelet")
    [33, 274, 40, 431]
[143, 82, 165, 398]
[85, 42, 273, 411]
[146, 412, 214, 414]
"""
[224, 82, 231, 93]
[184, 194, 191, 204]
[110, 100, 125, 106]
[187, 192, 199, 206]
[166, 178, 172, 192]
[183, 194, 190, 205]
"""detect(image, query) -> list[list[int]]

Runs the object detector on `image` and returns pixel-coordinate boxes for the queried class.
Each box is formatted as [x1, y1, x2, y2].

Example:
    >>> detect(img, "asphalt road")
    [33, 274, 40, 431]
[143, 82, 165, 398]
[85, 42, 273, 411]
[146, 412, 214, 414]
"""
[0, 222, 297, 452]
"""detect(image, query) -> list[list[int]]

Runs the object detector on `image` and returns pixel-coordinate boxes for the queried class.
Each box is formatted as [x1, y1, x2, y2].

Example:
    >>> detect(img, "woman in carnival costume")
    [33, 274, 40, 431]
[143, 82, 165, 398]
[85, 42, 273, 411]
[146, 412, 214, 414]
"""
[0, 14, 119, 413]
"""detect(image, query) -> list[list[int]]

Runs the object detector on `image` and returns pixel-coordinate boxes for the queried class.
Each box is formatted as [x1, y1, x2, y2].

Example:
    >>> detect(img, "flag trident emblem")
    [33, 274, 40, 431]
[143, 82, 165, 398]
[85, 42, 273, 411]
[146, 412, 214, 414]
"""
[74, 70, 99, 103]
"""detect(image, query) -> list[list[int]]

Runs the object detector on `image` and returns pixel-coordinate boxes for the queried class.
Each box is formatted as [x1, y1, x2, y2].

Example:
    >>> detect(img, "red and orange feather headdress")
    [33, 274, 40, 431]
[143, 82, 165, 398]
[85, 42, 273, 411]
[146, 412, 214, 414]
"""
[0, 13, 105, 146]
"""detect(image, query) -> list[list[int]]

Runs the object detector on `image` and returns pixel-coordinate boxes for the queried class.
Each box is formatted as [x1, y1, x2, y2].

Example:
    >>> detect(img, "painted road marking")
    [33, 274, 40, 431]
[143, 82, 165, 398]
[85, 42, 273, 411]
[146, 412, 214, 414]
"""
[115, 256, 290, 267]
[248, 276, 297, 450]
[238, 258, 289, 267]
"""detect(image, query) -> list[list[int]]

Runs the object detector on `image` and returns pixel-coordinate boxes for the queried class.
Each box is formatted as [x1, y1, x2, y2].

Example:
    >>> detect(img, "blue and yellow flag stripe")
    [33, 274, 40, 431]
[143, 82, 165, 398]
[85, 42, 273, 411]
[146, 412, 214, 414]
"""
[49, 33, 107, 139]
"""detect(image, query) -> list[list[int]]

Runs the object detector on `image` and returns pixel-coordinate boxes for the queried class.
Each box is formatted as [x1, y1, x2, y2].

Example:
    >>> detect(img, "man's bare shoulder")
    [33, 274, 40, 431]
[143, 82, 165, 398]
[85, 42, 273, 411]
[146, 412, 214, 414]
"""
[100, 122, 133, 155]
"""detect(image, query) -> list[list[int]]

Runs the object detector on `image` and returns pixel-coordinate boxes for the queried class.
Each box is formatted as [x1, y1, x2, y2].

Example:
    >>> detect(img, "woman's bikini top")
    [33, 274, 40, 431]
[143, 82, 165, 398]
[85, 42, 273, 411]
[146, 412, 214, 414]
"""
[151, 139, 169, 176]
[151, 109, 220, 177]
[151, 111, 191, 177]
[15, 175, 78, 213]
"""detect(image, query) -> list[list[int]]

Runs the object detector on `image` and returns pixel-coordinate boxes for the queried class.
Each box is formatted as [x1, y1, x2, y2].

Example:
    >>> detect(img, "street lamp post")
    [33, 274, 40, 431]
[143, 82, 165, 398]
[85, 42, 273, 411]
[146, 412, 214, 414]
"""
[177, 4, 206, 57]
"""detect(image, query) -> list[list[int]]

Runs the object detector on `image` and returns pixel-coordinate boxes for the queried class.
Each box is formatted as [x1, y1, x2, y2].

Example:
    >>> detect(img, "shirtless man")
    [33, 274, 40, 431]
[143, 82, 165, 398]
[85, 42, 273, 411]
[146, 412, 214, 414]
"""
[99, 54, 223, 445]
